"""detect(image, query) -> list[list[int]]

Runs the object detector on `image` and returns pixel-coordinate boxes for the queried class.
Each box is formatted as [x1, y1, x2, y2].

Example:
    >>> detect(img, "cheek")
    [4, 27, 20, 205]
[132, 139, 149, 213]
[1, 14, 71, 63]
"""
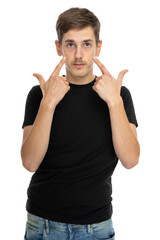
[65, 57, 73, 69]
[87, 49, 96, 60]
[61, 47, 69, 57]
[62, 46, 75, 55]
[63, 51, 74, 62]
[92, 48, 97, 56]
[87, 51, 95, 63]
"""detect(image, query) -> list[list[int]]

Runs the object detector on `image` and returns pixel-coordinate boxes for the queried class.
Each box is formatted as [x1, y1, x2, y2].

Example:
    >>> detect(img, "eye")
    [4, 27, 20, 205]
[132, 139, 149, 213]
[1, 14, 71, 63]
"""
[67, 43, 75, 48]
[84, 43, 91, 47]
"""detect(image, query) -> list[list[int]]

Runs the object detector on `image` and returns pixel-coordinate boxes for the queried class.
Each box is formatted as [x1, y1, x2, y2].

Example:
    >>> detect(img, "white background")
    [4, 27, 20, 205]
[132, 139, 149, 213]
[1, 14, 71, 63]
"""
[0, 0, 160, 239]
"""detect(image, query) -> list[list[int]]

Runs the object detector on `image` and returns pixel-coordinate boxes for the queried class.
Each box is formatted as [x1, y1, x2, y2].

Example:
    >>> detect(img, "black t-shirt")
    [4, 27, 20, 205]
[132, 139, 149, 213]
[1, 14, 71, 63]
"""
[22, 77, 138, 224]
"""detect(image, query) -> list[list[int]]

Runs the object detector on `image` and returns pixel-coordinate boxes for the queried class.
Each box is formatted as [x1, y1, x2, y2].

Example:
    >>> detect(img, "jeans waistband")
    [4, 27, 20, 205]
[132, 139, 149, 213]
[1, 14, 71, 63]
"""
[27, 212, 111, 234]
[27, 213, 93, 234]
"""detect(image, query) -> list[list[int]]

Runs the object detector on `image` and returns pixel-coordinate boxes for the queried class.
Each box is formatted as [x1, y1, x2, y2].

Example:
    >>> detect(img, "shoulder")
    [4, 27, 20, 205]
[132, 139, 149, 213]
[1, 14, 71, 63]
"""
[27, 85, 42, 101]
[120, 86, 132, 103]
[29, 85, 42, 95]
[120, 86, 131, 97]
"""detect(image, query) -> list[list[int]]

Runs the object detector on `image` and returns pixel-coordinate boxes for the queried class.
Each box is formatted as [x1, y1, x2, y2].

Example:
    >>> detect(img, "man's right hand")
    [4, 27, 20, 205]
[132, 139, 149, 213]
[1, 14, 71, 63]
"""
[33, 57, 70, 108]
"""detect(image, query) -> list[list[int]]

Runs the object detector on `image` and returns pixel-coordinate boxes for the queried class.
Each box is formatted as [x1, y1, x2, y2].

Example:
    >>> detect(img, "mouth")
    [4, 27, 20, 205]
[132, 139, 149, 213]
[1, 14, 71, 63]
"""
[73, 64, 85, 68]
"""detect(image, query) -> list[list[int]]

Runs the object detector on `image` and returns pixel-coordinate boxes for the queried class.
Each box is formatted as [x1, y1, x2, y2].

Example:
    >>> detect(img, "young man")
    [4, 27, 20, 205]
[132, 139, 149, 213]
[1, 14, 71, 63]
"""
[21, 7, 140, 240]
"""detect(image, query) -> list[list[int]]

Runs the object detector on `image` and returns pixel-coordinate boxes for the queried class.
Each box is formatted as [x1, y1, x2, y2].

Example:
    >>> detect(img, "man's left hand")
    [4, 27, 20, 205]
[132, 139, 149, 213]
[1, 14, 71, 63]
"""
[92, 56, 128, 107]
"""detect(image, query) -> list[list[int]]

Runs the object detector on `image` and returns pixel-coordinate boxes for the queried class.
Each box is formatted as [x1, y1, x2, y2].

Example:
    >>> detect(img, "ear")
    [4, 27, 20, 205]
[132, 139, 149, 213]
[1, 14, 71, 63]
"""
[55, 40, 62, 56]
[96, 40, 102, 57]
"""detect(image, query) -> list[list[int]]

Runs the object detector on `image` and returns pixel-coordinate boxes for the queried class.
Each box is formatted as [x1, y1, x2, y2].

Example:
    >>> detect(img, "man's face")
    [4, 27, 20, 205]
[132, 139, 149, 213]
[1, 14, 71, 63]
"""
[57, 26, 101, 78]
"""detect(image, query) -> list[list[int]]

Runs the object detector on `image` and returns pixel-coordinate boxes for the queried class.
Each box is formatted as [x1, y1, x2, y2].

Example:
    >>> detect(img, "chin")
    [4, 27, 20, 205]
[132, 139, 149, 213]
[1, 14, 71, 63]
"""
[66, 65, 93, 78]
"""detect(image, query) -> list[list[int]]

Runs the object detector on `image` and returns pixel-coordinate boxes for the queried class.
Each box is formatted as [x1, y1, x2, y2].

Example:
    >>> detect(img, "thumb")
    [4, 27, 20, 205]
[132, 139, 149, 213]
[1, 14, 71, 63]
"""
[117, 69, 128, 86]
[33, 73, 45, 87]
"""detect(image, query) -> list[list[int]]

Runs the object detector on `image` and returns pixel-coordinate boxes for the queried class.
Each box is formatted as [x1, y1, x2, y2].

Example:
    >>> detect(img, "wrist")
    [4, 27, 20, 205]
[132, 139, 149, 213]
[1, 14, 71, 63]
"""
[107, 96, 123, 110]
[41, 98, 57, 111]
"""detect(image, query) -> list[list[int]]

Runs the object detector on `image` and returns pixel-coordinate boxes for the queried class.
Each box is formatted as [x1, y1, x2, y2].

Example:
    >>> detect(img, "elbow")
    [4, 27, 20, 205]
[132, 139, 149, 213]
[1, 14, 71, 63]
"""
[21, 149, 36, 173]
[22, 157, 36, 173]
[123, 157, 139, 169]
[22, 161, 36, 173]
[122, 144, 140, 169]
[121, 151, 140, 169]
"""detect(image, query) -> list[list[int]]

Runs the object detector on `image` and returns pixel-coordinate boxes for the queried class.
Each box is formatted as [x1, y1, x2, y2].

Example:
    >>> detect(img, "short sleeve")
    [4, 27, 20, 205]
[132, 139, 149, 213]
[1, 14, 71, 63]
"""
[22, 85, 42, 129]
[120, 86, 138, 127]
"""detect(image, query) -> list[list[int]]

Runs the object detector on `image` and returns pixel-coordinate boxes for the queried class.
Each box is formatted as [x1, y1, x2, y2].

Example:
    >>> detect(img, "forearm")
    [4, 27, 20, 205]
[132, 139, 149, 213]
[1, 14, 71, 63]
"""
[21, 99, 56, 172]
[108, 97, 140, 169]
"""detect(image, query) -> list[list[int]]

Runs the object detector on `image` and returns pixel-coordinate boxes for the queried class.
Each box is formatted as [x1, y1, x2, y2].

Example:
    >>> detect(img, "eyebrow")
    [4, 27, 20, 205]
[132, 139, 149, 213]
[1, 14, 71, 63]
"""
[64, 39, 94, 43]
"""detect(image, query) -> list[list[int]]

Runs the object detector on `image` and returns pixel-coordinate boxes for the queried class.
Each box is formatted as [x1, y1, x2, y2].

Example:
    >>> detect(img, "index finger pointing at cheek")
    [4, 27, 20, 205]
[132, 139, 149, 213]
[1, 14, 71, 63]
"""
[93, 56, 111, 77]
[52, 57, 66, 76]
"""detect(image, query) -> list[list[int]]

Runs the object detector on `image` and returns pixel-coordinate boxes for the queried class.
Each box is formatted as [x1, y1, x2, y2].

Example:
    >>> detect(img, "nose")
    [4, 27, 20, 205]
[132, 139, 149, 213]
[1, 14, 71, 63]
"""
[75, 46, 83, 59]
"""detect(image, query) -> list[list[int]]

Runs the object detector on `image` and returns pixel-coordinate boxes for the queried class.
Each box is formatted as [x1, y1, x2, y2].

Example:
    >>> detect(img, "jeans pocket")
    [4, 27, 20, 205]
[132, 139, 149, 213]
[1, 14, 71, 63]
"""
[24, 219, 44, 240]
[24, 224, 38, 240]
[91, 218, 115, 240]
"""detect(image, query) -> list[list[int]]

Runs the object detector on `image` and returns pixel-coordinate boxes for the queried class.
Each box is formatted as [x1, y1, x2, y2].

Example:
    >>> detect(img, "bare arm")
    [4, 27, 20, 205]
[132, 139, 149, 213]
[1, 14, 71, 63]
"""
[92, 56, 140, 169]
[21, 57, 70, 172]
[21, 100, 56, 172]
[108, 98, 140, 169]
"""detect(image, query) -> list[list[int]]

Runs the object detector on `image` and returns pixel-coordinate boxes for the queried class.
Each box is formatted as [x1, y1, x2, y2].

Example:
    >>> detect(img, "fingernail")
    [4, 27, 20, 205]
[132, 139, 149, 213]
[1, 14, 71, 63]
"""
[123, 70, 128, 74]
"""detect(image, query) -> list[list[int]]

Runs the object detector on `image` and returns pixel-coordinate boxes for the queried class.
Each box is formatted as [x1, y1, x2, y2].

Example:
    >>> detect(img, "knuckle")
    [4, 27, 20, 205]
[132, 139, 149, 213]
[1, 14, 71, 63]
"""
[63, 76, 67, 81]
[98, 79, 103, 85]
[64, 81, 68, 85]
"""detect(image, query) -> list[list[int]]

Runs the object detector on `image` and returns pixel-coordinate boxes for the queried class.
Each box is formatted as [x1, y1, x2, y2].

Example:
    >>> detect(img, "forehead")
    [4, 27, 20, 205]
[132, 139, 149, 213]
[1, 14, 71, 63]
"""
[62, 26, 96, 43]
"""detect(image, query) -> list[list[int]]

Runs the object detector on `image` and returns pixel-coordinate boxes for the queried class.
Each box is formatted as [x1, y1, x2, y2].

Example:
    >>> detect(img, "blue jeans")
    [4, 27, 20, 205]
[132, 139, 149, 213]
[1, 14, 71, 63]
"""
[24, 212, 115, 240]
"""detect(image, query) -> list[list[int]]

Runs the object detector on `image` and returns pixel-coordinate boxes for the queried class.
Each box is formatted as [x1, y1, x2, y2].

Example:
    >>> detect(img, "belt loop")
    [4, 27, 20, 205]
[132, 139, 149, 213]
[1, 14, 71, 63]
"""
[87, 224, 91, 234]
[45, 219, 49, 235]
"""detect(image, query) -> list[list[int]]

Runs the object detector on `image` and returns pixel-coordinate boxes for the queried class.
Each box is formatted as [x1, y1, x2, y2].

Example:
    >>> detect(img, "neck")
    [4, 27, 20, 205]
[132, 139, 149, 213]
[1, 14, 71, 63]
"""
[66, 69, 95, 85]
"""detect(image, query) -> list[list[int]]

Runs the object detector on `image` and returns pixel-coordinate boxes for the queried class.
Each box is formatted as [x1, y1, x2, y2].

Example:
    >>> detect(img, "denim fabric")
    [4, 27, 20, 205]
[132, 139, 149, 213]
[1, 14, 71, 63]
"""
[24, 212, 115, 240]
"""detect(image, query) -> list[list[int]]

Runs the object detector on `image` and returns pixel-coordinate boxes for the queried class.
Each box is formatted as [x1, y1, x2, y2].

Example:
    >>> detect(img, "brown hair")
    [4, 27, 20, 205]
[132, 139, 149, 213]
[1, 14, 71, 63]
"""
[56, 7, 101, 45]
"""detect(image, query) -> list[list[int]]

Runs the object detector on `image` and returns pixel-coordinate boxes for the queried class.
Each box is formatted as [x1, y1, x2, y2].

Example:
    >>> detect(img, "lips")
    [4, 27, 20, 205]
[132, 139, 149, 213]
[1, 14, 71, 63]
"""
[73, 63, 85, 68]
